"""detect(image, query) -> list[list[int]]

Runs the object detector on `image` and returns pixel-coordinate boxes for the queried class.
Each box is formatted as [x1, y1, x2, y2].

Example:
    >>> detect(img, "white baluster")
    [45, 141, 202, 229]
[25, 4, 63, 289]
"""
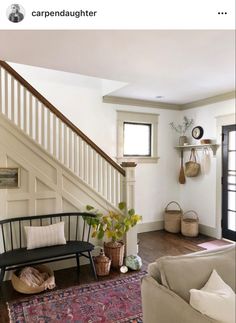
[92, 151, 97, 190]
[58, 120, 62, 162]
[111, 168, 115, 204]
[41, 103, 45, 147]
[68, 128, 73, 170]
[29, 93, 33, 137]
[115, 171, 120, 206]
[82, 143, 87, 182]
[102, 159, 107, 197]
[17, 82, 21, 128]
[88, 146, 92, 186]
[35, 100, 39, 143]
[98, 156, 102, 193]
[47, 108, 51, 153]
[79, 138, 83, 178]
[11, 76, 15, 122]
[74, 133, 78, 174]
[107, 164, 111, 202]
[23, 88, 27, 133]
[5, 70, 8, 117]
[64, 124, 68, 166]
[120, 173, 123, 204]
[53, 114, 57, 157]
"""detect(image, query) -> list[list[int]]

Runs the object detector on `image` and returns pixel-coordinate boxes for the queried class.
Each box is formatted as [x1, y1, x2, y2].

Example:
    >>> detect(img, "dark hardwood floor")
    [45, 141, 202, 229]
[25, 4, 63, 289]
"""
[138, 230, 215, 267]
[0, 230, 222, 322]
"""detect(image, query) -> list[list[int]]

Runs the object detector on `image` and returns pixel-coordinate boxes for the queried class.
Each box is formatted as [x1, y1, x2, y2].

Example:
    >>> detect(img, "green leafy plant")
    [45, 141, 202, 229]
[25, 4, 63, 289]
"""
[85, 202, 142, 243]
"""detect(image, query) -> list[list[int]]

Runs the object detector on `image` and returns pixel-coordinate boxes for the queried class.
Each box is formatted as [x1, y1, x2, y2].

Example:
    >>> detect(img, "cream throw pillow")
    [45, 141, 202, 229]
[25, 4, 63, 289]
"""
[25, 222, 66, 250]
[190, 269, 236, 323]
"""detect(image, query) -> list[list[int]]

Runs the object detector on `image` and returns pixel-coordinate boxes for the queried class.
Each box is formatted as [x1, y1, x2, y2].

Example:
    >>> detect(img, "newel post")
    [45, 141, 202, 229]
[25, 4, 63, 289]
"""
[121, 162, 137, 256]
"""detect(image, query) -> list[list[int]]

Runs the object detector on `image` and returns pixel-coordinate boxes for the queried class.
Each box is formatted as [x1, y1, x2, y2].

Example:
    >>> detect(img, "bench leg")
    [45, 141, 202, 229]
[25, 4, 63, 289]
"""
[88, 251, 97, 280]
[0, 267, 5, 283]
[76, 253, 80, 274]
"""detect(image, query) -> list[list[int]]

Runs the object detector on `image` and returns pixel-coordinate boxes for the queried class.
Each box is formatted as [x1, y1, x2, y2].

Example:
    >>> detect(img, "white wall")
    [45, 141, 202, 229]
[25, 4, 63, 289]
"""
[179, 99, 235, 233]
[9, 63, 181, 227]
[115, 106, 180, 225]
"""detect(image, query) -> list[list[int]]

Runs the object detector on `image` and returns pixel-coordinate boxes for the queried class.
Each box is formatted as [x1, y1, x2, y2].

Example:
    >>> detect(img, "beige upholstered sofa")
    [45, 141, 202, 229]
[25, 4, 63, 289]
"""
[141, 245, 235, 323]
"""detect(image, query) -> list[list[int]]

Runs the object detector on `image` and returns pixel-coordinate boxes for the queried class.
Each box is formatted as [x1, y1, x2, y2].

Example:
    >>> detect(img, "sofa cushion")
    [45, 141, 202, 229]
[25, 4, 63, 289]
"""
[157, 245, 235, 302]
[190, 269, 235, 323]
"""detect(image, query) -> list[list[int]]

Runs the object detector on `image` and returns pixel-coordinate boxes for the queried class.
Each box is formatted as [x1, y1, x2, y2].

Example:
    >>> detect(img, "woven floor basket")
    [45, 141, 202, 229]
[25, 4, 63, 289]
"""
[164, 201, 183, 233]
[181, 210, 199, 237]
[104, 241, 125, 268]
[11, 265, 54, 294]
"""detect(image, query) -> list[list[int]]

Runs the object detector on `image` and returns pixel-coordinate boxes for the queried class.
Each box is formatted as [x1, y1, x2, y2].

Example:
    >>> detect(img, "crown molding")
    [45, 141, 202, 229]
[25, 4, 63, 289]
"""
[103, 91, 235, 111]
[103, 95, 182, 110]
[181, 91, 235, 110]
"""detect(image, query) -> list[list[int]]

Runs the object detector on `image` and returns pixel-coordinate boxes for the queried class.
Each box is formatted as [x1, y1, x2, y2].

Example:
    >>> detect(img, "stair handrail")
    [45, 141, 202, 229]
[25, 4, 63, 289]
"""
[0, 60, 125, 176]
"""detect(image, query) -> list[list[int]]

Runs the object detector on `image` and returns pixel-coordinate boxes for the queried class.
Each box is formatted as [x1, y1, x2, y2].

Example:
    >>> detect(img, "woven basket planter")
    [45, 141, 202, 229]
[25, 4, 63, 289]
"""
[11, 265, 54, 294]
[164, 201, 183, 233]
[104, 241, 125, 269]
[181, 210, 199, 237]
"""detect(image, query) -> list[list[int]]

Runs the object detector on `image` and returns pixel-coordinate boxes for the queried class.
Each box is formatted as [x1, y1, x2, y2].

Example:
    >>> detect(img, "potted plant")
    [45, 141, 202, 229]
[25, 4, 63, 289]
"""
[85, 202, 142, 268]
[169, 116, 194, 145]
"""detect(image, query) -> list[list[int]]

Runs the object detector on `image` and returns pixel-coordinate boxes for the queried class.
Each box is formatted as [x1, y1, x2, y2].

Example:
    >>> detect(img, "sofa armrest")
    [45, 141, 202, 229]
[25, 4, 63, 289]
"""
[141, 276, 216, 323]
[147, 261, 161, 282]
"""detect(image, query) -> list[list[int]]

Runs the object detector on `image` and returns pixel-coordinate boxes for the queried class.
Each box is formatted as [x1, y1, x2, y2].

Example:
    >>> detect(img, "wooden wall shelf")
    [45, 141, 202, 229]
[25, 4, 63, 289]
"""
[175, 144, 219, 156]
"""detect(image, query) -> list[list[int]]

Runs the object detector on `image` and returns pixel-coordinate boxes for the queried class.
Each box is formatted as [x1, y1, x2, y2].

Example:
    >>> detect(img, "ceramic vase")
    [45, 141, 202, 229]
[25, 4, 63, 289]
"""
[179, 136, 188, 146]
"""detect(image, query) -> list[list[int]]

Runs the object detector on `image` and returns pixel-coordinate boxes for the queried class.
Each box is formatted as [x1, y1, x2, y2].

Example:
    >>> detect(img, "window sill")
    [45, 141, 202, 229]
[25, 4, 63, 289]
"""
[116, 156, 160, 164]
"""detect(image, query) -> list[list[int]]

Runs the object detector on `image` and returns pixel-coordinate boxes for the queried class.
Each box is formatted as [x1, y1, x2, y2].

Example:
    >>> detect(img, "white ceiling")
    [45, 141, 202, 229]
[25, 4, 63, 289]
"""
[0, 30, 235, 105]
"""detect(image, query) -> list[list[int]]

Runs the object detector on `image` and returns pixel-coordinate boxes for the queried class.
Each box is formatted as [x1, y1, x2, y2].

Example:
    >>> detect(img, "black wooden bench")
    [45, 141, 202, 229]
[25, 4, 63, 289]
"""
[0, 212, 97, 282]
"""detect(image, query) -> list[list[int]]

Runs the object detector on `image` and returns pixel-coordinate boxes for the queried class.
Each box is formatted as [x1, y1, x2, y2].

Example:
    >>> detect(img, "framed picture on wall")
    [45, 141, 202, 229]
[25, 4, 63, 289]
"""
[0, 168, 20, 189]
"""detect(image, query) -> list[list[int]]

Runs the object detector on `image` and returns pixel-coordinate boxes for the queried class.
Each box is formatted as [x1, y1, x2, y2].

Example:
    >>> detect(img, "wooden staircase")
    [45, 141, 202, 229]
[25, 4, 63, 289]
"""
[0, 61, 126, 207]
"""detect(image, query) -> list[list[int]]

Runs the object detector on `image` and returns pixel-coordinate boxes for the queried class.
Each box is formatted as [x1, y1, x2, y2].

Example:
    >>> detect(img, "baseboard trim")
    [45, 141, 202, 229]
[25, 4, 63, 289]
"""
[199, 224, 217, 238]
[137, 221, 164, 233]
[138, 221, 217, 238]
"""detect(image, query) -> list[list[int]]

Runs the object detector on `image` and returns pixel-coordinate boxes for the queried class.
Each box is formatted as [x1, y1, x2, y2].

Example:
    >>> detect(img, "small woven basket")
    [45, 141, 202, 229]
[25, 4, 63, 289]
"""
[164, 201, 183, 233]
[104, 241, 125, 269]
[200, 139, 211, 144]
[11, 265, 54, 294]
[94, 249, 111, 276]
[181, 210, 199, 237]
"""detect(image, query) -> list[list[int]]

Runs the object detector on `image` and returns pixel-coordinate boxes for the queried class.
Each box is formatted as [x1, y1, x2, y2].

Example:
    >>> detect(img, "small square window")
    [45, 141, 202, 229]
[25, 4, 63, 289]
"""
[117, 111, 159, 163]
[123, 122, 151, 156]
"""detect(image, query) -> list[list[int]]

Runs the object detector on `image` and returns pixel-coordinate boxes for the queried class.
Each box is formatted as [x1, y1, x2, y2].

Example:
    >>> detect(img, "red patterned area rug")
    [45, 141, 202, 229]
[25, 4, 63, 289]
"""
[7, 271, 146, 323]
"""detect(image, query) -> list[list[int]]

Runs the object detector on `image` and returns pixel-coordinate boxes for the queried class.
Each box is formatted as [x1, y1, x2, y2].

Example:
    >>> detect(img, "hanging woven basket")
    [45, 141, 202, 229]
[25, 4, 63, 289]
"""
[164, 201, 183, 233]
[181, 210, 199, 237]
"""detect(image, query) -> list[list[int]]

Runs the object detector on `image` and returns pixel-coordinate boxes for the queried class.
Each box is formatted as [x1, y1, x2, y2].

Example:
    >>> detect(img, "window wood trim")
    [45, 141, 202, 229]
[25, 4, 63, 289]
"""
[116, 111, 159, 163]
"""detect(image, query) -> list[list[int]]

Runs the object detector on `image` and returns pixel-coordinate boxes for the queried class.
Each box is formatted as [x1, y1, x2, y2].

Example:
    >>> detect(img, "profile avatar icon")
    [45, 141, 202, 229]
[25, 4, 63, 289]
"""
[8, 4, 24, 23]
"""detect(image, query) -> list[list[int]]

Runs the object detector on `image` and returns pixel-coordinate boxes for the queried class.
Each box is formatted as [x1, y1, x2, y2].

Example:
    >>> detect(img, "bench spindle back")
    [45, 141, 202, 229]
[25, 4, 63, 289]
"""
[0, 212, 96, 253]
